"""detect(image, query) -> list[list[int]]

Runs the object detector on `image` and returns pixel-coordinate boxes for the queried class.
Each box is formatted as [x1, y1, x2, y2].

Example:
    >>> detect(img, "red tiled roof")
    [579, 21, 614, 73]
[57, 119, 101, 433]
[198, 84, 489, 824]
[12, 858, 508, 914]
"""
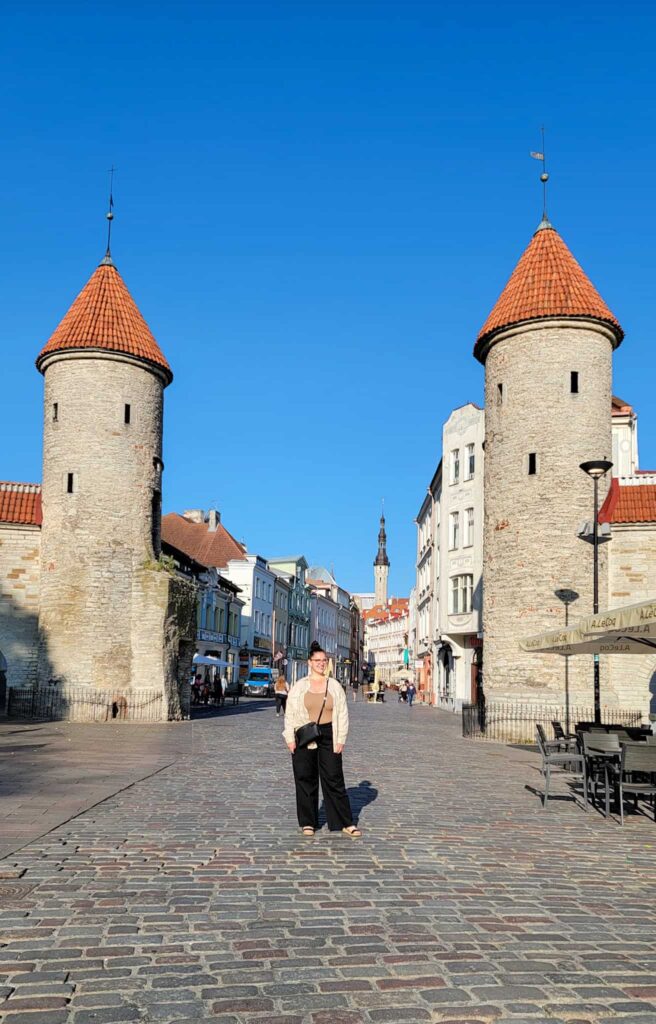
[611, 395, 633, 416]
[161, 513, 246, 569]
[599, 478, 656, 524]
[475, 223, 623, 361]
[0, 482, 42, 526]
[36, 260, 172, 383]
[363, 598, 409, 623]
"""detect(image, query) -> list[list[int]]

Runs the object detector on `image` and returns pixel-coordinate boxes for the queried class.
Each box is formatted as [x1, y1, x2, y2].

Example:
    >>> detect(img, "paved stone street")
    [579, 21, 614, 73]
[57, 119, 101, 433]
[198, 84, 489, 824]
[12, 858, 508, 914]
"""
[2, 699, 656, 1024]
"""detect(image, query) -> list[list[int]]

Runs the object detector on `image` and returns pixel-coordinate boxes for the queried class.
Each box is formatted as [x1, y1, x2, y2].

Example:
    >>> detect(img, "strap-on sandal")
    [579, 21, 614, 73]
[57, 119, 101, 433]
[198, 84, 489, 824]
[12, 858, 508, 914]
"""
[301, 826, 315, 837]
[342, 826, 362, 838]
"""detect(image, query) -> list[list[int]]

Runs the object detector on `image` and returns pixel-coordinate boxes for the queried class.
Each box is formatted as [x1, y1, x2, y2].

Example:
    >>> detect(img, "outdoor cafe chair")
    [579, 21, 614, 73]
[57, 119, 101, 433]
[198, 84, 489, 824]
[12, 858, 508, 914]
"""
[536, 725, 587, 810]
[551, 720, 578, 752]
[580, 731, 621, 818]
[617, 743, 656, 826]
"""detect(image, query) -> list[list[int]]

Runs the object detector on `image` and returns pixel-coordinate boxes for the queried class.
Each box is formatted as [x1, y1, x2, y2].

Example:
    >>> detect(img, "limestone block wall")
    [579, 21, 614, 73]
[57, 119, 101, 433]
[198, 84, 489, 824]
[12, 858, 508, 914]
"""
[607, 524, 656, 714]
[0, 525, 40, 688]
[482, 320, 615, 704]
[38, 354, 164, 689]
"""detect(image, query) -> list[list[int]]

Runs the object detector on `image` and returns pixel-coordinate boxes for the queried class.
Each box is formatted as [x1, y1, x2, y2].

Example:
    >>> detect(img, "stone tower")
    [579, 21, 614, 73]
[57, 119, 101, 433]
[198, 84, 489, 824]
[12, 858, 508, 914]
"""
[374, 512, 389, 606]
[35, 251, 177, 699]
[475, 216, 623, 704]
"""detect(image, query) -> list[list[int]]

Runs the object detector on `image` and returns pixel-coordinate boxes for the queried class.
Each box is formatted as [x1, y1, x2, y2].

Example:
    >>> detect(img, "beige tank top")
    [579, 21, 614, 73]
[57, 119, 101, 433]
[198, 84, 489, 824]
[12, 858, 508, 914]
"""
[304, 688, 334, 724]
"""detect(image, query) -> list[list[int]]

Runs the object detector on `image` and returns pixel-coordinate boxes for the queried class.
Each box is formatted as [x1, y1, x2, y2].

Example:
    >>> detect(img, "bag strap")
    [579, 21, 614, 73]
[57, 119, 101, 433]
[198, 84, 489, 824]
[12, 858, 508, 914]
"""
[315, 679, 329, 726]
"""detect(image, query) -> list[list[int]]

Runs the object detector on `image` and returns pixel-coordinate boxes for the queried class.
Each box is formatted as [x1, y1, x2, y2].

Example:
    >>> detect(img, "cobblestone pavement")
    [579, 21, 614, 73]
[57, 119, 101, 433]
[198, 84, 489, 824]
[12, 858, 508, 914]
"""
[2, 699, 656, 1024]
[0, 720, 191, 859]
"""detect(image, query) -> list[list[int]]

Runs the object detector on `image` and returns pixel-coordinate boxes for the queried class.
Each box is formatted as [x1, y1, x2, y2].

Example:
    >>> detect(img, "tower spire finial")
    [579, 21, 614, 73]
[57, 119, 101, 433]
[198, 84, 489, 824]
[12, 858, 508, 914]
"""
[530, 127, 551, 230]
[101, 166, 116, 266]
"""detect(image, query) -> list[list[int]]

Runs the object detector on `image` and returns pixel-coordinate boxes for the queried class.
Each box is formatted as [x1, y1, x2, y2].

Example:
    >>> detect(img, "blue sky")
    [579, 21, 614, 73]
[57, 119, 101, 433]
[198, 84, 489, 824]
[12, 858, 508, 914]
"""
[2, 1, 655, 595]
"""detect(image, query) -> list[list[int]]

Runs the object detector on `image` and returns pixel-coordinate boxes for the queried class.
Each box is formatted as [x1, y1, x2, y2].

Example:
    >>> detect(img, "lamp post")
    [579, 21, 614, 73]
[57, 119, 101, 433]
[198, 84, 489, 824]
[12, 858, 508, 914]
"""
[554, 588, 579, 735]
[580, 460, 613, 724]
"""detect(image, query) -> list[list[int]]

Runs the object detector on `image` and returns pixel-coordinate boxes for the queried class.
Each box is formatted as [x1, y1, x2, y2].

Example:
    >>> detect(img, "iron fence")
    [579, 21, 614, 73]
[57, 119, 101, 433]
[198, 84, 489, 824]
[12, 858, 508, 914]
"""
[7, 686, 165, 723]
[462, 700, 643, 744]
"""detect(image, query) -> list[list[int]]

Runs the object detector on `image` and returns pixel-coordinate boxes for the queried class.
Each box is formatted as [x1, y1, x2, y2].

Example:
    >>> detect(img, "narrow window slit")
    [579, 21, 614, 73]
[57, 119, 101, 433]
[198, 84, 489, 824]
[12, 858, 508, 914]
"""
[528, 453, 537, 476]
[571, 371, 579, 393]
[66, 473, 75, 494]
[497, 382, 504, 404]
[53, 402, 58, 422]
[124, 404, 131, 425]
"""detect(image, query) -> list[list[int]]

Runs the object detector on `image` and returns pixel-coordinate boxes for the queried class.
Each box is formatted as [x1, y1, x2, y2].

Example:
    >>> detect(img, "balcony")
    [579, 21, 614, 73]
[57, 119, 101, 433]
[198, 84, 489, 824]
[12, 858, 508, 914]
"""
[197, 628, 226, 643]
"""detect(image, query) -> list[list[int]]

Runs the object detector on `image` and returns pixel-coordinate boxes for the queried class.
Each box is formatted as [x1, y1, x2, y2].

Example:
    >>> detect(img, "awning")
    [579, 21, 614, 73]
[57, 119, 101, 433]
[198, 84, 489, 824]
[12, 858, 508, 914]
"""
[193, 655, 231, 667]
[520, 597, 656, 656]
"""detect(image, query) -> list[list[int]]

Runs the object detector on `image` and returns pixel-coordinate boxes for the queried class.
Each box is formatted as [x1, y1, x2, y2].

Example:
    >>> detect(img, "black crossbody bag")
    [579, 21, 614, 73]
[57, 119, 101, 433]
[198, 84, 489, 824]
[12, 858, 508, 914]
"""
[295, 680, 329, 749]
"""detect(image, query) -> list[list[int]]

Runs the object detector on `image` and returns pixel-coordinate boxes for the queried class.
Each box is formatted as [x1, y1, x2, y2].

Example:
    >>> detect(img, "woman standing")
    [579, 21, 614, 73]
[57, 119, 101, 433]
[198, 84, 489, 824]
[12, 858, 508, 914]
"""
[283, 643, 361, 838]
[274, 674, 290, 717]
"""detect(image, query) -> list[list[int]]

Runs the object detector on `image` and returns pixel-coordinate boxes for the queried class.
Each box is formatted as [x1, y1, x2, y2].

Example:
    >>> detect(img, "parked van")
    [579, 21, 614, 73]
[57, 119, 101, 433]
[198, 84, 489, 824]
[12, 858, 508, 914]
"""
[243, 667, 275, 697]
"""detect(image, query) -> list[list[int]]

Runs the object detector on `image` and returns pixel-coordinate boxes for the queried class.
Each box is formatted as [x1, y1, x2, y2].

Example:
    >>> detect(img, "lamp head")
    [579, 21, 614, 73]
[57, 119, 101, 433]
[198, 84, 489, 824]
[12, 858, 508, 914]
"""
[580, 459, 613, 479]
[555, 588, 579, 605]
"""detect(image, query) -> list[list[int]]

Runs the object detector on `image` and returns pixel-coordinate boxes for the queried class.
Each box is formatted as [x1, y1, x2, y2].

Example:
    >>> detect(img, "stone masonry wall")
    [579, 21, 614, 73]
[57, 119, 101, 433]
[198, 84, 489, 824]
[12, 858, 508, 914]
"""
[0, 524, 40, 688]
[606, 524, 656, 715]
[38, 355, 164, 690]
[482, 320, 615, 704]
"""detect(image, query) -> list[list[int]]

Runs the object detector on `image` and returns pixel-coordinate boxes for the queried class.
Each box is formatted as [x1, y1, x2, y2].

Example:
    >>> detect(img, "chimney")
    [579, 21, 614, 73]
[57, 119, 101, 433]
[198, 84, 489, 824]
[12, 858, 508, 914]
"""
[182, 509, 205, 524]
[207, 509, 221, 532]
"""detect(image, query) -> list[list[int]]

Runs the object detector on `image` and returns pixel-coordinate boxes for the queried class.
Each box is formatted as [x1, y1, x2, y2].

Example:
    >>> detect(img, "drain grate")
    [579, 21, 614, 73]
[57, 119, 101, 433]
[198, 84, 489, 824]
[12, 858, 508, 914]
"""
[0, 882, 37, 902]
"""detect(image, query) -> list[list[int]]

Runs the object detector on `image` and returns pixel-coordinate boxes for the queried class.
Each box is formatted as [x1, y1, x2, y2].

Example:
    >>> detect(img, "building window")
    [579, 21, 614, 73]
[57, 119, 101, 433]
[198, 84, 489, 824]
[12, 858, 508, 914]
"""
[449, 511, 459, 550]
[124, 403, 131, 425]
[528, 452, 538, 475]
[66, 472, 76, 494]
[450, 574, 473, 614]
[255, 610, 260, 632]
[450, 449, 460, 485]
[497, 382, 504, 404]
[464, 507, 474, 547]
[571, 371, 579, 394]
[53, 402, 58, 422]
[465, 443, 475, 480]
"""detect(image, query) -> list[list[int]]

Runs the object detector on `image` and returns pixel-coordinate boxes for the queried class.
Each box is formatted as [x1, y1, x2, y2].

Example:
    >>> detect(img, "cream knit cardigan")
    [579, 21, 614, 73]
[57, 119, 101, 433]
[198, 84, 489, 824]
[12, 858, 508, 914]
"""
[283, 676, 349, 751]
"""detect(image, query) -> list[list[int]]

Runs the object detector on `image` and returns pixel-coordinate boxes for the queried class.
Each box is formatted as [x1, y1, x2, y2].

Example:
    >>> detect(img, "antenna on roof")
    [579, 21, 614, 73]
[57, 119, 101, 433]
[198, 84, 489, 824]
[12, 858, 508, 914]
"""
[530, 127, 551, 229]
[102, 165, 116, 265]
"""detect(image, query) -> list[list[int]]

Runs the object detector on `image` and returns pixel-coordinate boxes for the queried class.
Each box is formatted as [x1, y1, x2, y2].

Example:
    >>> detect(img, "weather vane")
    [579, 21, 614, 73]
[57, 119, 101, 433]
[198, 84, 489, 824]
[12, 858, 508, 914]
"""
[530, 126, 549, 223]
[105, 165, 116, 258]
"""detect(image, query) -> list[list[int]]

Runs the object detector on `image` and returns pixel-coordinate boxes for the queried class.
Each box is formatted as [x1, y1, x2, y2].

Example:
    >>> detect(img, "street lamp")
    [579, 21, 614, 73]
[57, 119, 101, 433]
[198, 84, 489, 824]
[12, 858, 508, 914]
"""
[554, 587, 579, 735]
[580, 459, 613, 724]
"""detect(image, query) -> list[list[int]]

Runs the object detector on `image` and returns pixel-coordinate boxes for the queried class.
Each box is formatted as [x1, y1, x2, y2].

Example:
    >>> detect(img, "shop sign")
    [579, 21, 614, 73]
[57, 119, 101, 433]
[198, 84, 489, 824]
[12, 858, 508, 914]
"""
[254, 635, 272, 651]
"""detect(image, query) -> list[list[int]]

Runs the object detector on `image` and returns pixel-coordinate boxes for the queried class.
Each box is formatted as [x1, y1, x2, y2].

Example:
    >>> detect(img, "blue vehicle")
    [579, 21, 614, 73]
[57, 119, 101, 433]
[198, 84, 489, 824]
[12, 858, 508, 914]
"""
[243, 667, 275, 697]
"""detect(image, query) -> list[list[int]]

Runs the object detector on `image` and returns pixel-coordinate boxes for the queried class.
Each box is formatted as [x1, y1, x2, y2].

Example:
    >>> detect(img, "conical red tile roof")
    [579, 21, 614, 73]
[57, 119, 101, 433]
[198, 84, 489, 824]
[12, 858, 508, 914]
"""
[36, 258, 172, 383]
[474, 221, 623, 362]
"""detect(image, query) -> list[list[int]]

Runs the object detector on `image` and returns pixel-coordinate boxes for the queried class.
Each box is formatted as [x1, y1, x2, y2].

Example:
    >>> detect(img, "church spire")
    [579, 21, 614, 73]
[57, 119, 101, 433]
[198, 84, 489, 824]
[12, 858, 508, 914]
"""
[374, 509, 390, 567]
[373, 507, 389, 607]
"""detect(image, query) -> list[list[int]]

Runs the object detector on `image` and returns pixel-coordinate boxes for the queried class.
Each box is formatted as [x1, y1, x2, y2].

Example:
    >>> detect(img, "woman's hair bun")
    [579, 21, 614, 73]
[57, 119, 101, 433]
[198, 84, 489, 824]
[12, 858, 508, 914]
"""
[309, 640, 324, 654]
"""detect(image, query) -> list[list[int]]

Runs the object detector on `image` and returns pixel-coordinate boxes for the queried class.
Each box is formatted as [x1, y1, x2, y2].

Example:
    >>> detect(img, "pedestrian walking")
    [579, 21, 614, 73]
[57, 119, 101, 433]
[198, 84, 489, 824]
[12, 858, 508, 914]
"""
[219, 674, 227, 707]
[274, 674, 290, 717]
[283, 642, 361, 839]
[398, 681, 408, 703]
[407, 681, 416, 707]
[350, 677, 359, 703]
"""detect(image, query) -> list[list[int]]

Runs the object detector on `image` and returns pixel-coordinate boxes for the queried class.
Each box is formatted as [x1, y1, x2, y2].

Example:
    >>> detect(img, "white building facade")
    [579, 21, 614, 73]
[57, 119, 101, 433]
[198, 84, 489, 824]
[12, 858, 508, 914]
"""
[435, 404, 484, 710]
[222, 555, 275, 680]
[363, 600, 410, 684]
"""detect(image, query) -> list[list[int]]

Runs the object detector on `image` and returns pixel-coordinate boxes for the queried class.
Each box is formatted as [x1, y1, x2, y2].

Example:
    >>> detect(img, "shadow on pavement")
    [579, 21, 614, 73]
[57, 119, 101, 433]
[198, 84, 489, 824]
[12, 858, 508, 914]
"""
[348, 780, 379, 823]
[191, 699, 274, 719]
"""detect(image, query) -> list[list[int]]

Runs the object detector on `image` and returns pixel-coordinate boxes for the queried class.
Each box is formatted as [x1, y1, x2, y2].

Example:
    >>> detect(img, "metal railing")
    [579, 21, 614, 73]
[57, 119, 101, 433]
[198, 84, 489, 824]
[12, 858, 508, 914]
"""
[7, 686, 165, 723]
[462, 700, 642, 744]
